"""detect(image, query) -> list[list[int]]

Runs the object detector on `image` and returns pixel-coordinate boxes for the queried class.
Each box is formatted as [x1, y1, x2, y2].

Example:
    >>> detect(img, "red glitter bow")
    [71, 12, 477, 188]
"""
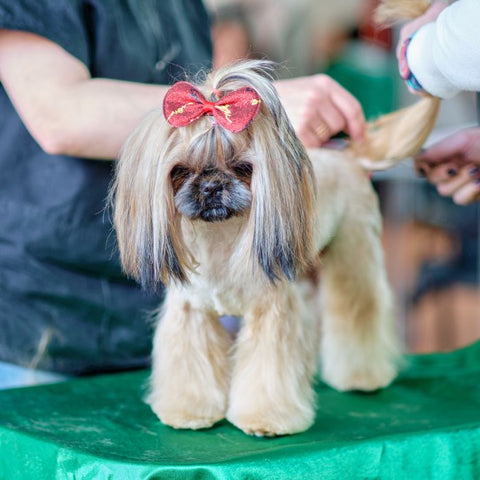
[163, 81, 261, 133]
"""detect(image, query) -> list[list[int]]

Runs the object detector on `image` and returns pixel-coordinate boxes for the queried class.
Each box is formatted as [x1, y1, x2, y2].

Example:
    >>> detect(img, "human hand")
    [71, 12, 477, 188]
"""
[274, 74, 365, 147]
[415, 128, 480, 205]
[396, 0, 449, 95]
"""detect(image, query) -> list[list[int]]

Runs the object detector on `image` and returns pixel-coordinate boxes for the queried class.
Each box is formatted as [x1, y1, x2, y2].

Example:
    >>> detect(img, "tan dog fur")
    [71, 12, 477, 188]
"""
[112, 61, 405, 436]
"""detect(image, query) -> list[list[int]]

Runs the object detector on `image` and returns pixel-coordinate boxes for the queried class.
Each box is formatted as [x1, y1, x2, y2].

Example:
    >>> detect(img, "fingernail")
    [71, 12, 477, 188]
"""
[447, 168, 457, 176]
[470, 167, 479, 176]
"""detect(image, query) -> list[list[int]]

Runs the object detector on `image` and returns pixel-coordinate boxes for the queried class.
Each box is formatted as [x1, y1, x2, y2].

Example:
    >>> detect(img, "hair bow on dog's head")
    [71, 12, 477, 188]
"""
[163, 81, 261, 133]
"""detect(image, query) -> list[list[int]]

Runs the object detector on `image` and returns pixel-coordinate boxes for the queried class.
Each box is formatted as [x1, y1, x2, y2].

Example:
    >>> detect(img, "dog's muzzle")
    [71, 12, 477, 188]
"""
[174, 169, 251, 223]
[197, 177, 232, 222]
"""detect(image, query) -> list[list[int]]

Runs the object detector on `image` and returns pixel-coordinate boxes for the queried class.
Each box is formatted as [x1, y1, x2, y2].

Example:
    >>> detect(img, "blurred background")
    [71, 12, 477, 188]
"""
[206, 0, 480, 354]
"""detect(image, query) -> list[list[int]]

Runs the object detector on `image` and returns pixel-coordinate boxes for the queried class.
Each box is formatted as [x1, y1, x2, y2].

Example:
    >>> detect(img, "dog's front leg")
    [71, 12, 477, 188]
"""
[227, 286, 317, 436]
[147, 287, 232, 430]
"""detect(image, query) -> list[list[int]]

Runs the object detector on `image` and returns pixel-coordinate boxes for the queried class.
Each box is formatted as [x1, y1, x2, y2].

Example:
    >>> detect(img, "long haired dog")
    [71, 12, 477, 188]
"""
[111, 59, 416, 437]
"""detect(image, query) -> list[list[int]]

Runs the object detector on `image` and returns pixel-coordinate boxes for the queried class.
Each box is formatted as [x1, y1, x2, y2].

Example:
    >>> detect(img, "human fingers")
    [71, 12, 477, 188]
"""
[424, 161, 464, 184]
[415, 159, 433, 178]
[275, 75, 365, 145]
[436, 165, 474, 197]
[325, 77, 365, 141]
[274, 77, 323, 145]
[305, 85, 363, 146]
[312, 98, 348, 142]
[294, 103, 325, 147]
[311, 121, 332, 145]
[300, 124, 323, 148]
[416, 130, 472, 165]
[397, 21, 421, 59]
[283, 77, 351, 146]
[451, 180, 480, 205]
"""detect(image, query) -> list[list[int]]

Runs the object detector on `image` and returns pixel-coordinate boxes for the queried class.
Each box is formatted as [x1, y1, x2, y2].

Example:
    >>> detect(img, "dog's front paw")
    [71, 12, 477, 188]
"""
[152, 407, 224, 430]
[147, 381, 228, 430]
[322, 355, 397, 392]
[148, 394, 226, 430]
[227, 402, 315, 437]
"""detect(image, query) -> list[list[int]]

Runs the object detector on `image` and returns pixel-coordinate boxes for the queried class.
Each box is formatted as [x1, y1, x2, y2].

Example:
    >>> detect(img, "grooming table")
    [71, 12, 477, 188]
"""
[1, 342, 479, 479]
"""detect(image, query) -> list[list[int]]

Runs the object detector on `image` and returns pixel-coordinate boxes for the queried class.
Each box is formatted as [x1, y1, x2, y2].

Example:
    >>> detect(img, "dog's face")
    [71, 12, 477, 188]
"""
[170, 158, 253, 223]
[112, 61, 317, 288]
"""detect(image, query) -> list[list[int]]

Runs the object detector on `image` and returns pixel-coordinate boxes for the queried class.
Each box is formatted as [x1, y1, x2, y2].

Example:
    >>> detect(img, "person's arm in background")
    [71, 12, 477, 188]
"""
[397, 0, 480, 99]
[0, 30, 170, 160]
[0, 30, 366, 160]
[395, 0, 480, 205]
[275, 75, 365, 147]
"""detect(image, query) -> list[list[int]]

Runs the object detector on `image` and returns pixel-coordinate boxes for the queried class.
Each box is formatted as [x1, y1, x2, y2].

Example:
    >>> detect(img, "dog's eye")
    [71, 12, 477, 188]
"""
[170, 165, 192, 192]
[232, 162, 253, 178]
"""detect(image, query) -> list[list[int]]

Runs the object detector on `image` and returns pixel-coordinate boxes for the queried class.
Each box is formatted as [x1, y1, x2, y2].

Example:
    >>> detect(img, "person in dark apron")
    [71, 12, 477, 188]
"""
[0, 0, 212, 380]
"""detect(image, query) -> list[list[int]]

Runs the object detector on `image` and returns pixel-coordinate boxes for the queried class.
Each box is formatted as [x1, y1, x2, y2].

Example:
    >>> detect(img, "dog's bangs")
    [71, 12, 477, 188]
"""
[184, 123, 240, 169]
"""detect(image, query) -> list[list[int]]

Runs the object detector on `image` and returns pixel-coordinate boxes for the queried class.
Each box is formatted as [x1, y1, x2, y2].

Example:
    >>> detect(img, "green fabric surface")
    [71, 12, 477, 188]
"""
[0, 342, 479, 479]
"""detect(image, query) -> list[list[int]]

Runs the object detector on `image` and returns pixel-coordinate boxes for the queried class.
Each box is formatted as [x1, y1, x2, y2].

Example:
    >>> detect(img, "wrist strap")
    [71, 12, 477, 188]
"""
[399, 36, 425, 94]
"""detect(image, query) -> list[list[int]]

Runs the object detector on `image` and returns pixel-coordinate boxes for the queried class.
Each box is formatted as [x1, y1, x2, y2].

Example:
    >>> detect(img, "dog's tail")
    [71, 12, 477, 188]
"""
[349, 97, 441, 170]
[375, 0, 431, 25]
[348, 0, 441, 170]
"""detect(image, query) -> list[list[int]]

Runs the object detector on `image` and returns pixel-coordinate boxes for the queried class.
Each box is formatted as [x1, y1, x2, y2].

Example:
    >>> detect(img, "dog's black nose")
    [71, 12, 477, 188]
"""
[199, 180, 223, 198]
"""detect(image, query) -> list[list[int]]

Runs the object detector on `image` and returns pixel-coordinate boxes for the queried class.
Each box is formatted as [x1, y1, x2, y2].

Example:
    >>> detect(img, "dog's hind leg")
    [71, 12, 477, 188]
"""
[319, 192, 400, 392]
[227, 286, 318, 436]
[147, 288, 232, 430]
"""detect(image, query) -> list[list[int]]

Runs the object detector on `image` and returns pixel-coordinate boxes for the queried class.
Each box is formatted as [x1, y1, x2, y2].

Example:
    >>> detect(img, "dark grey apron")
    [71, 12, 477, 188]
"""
[0, 0, 212, 374]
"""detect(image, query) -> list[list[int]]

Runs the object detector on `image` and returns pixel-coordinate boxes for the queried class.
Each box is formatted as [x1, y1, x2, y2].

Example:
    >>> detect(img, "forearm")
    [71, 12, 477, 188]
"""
[406, 0, 480, 98]
[37, 78, 168, 160]
[0, 30, 168, 160]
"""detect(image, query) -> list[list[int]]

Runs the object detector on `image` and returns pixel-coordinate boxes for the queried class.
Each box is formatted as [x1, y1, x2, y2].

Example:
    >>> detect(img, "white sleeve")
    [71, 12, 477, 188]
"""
[406, 0, 480, 99]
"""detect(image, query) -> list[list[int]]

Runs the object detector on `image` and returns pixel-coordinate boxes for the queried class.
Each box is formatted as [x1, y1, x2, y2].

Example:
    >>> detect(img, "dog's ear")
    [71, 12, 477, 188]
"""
[208, 61, 317, 282]
[248, 101, 317, 282]
[111, 110, 192, 290]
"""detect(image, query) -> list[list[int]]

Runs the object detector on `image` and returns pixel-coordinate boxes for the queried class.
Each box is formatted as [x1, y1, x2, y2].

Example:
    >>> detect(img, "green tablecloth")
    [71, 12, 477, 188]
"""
[1, 342, 479, 479]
